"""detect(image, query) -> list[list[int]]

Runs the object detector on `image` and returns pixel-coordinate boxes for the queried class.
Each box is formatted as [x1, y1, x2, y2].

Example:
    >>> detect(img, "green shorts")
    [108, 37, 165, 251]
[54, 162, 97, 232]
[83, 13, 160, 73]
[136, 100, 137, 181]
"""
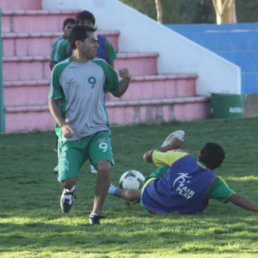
[57, 131, 114, 182]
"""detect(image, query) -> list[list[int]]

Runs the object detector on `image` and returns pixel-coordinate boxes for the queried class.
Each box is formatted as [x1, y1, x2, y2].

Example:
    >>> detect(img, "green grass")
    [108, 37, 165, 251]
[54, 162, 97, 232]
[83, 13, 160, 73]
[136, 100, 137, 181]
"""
[0, 118, 258, 257]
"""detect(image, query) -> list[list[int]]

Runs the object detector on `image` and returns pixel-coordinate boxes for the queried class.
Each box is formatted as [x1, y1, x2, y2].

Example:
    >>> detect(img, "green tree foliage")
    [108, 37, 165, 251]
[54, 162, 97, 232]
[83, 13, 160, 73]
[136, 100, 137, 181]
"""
[236, 0, 258, 23]
[119, 0, 258, 24]
[118, 0, 215, 23]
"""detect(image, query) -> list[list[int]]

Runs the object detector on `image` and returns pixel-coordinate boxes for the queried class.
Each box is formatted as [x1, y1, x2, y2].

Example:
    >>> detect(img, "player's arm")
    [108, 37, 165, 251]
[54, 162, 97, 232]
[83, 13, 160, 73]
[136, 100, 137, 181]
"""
[48, 99, 75, 138]
[113, 68, 131, 97]
[48, 98, 65, 128]
[227, 194, 258, 213]
[143, 138, 184, 163]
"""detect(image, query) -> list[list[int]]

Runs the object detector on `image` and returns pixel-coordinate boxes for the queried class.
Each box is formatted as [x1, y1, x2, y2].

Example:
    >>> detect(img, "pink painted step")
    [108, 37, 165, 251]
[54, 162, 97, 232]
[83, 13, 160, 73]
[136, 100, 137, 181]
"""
[107, 97, 211, 124]
[4, 74, 197, 106]
[4, 80, 49, 106]
[3, 56, 50, 81]
[115, 53, 158, 76]
[5, 96, 210, 132]
[2, 32, 60, 57]
[2, 10, 78, 33]
[99, 31, 120, 53]
[0, 0, 41, 11]
[3, 53, 158, 81]
[5, 105, 55, 133]
[106, 74, 197, 101]
[2, 31, 120, 57]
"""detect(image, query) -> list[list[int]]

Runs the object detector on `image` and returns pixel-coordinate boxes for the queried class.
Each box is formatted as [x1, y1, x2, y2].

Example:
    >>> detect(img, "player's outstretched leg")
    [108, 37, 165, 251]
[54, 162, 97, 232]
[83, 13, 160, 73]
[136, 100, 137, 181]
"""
[161, 130, 185, 147]
[108, 184, 141, 202]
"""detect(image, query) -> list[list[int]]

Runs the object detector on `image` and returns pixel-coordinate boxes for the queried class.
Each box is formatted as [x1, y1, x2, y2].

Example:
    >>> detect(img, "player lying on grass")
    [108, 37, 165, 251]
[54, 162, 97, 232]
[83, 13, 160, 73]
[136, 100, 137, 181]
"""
[109, 130, 258, 214]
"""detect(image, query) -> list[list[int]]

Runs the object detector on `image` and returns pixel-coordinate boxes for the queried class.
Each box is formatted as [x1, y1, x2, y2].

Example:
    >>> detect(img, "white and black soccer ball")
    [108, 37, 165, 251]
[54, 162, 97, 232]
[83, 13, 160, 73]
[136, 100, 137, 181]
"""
[119, 170, 145, 190]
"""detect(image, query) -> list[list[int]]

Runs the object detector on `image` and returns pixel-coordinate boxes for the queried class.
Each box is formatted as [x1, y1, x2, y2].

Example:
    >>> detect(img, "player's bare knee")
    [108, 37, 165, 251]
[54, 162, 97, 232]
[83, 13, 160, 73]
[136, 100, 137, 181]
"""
[61, 178, 77, 189]
[96, 160, 112, 174]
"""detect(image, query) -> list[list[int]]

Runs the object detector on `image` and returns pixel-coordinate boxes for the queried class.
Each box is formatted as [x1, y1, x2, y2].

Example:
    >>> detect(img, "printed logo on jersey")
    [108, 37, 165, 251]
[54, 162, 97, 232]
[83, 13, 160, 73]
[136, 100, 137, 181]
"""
[173, 172, 195, 200]
[88, 76, 97, 89]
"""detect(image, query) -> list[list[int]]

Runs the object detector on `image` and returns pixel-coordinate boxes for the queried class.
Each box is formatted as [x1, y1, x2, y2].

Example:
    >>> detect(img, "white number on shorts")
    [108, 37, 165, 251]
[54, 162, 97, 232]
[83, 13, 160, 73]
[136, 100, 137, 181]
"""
[99, 142, 108, 152]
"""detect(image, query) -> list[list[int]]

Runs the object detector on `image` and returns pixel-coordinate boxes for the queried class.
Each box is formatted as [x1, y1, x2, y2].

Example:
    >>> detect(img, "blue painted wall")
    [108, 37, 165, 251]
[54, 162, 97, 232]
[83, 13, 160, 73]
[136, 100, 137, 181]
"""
[166, 23, 258, 94]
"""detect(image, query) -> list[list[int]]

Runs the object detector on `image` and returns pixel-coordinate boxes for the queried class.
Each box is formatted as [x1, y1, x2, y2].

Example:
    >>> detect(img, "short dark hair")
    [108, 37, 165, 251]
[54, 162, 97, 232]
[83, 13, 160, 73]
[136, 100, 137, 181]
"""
[63, 18, 75, 30]
[69, 25, 97, 49]
[199, 142, 225, 170]
[76, 10, 95, 25]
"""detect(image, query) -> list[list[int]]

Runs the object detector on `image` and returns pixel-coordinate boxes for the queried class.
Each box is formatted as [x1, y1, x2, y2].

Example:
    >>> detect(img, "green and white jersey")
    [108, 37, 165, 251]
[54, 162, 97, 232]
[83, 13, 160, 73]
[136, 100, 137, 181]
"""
[49, 57, 119, 141]
[50, 36, 69, 63]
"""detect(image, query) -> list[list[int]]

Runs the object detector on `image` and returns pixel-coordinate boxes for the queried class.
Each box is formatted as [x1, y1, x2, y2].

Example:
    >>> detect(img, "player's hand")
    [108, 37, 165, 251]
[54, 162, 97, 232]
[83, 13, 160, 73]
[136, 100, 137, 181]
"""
[61, 123, 75, 138]
[119, 68, 131, 80]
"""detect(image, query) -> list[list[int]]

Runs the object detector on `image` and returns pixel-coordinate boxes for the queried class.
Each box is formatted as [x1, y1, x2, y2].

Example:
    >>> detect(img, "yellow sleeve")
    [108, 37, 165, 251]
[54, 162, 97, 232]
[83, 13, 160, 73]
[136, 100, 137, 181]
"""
[152, 150, 188, 167]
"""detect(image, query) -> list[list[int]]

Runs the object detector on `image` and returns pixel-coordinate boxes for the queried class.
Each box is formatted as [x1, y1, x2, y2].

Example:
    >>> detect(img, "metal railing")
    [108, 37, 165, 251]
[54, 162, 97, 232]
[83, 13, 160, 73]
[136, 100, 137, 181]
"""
[0, 8, 5, 133]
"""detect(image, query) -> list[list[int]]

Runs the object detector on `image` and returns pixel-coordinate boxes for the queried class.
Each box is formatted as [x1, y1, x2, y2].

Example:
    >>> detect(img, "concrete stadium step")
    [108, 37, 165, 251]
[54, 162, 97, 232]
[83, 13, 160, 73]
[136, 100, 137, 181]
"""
[114, 53, 158, 76]
[0, 0, 41, 11]
[106, 74, 197, 101]
[2, 31, 120, 57]
[4, 73, 197, 106]
[5, 96, 210, 132]
[3, 56, 50, 81]
[107, 97, 210, 124]
[4, 80, 49, 106]
[3, 52, 158, 81]
[2, 10, 78, 33]
[5, 105, 55, 133]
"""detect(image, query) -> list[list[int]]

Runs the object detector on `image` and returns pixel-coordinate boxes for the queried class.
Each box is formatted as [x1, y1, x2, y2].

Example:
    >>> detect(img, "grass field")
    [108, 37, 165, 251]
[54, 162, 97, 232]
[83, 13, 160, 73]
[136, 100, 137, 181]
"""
[0, 118, 258, 257]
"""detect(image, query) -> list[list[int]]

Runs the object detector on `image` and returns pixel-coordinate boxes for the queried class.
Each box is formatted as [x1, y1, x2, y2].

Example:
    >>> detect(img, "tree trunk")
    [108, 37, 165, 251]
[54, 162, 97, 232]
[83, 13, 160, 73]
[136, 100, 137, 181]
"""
[155, 0, 163, 24]
[212, 0, 237, 24]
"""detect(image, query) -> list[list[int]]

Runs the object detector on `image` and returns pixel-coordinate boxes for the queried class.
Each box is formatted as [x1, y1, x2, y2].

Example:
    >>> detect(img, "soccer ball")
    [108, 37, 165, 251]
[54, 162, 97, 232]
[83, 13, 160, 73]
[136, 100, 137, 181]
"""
[119, 170, 145, 190]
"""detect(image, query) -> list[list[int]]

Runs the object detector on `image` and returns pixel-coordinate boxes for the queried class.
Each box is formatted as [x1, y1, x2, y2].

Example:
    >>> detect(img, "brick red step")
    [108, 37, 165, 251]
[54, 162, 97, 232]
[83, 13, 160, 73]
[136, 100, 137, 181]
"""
[3, 52, 158, 81]
[0, 0, 41, 11]
[2, 10, 78, 33]
[2, 31, 120, 57]
[114, 53, 158, 76]
[5, 96, 210, 132]
[4, 74, 197, 106]
[106, 97, 210, 124]
[106, 74, 197, 101]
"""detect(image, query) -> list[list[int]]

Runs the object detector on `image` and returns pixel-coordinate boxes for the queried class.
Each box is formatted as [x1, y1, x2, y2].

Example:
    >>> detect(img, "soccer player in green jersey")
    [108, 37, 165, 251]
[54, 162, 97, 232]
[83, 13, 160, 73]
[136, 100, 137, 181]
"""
[75, 10, 117, 68]
[109, 131, 258, 215]
[49, 18, 75, 70]
[48, 25, 131, 225]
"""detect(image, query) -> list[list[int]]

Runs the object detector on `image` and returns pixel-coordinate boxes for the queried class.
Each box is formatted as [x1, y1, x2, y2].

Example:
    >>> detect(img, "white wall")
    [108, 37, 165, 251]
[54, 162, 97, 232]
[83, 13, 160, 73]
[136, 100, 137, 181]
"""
[42, 0, 241, 95]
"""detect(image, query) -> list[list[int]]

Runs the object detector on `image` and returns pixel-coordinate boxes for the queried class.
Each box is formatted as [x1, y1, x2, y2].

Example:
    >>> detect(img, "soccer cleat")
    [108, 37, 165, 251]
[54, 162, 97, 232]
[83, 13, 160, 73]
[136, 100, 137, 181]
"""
[90, 165, 98, 174]
[161, 130, 185, 147]
[89, 215, 105, 225]
[60, 186, 75, 213]
[53, 164, 59, 174]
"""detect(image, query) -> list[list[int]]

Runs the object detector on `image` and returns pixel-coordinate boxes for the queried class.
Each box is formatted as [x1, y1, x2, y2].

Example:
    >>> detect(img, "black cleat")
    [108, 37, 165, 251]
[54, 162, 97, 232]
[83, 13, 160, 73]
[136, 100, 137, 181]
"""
[60, 187, 75, 213]
[89, 215, 105, 225]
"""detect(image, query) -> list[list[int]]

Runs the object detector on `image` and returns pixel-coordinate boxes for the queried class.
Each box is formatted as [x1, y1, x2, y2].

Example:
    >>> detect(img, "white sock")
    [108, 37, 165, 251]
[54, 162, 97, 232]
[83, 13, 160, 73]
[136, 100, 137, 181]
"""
[108, 184, 117, 195]
[90, 212, 99, 217]
[64, 185, 75, 193]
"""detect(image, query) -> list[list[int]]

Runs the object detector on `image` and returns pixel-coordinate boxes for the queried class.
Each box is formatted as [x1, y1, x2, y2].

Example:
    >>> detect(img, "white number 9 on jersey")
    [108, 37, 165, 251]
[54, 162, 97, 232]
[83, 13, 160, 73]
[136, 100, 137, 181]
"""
[99, 142, 108, 152]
